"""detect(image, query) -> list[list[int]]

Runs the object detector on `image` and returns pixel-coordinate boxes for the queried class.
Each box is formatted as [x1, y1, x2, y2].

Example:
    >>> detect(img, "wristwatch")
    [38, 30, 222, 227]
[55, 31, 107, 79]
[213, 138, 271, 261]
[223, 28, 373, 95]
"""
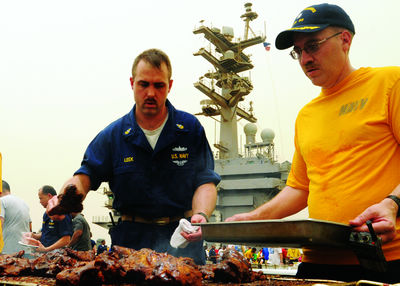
[196, 212, 209, 222]
[386, 195, 400, 216]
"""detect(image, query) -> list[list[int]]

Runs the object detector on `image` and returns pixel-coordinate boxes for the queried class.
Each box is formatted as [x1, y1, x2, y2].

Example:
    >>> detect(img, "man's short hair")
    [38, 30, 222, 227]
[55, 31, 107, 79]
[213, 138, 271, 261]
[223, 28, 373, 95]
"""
[41, 185, 57, 196]
[2, 180, 10, 192]
[131, 48, 172, 80]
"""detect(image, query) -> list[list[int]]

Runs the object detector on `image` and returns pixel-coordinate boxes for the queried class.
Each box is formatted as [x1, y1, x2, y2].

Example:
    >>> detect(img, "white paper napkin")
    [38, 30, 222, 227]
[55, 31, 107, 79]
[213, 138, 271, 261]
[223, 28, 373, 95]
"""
[170, 218, 199, 248]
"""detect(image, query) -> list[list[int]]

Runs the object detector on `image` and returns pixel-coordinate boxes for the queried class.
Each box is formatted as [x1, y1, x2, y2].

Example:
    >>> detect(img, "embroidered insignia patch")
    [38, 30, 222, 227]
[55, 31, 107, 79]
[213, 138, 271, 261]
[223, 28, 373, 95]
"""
[172, 160, 188, 167]
[172, 146, 187, 152]
[171, 146, 189, 166]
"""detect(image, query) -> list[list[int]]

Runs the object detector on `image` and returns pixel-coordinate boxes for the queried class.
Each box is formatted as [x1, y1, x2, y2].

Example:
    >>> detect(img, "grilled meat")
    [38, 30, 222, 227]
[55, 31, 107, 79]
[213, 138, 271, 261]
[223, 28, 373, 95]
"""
[112, 246, 202, 286]
[0, 256, 31, 276]
[0, 247, 266, 285]
[56, 261, 102, 286]
[65, 248, 95, 262]
[199, 249, 253, 283]
[31, 249, 77, 277]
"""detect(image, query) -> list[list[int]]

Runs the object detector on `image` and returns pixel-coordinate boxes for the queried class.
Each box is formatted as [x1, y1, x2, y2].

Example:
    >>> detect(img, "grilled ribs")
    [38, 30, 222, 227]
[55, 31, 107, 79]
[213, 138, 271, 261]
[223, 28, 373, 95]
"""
[199, 249, 254, 283]
[65, 248, 95, 262]
[0, 256, 31, 276]
[55, 261, 102, 286]
[112, 246, 202, 286]
[0, 247, 265, 285]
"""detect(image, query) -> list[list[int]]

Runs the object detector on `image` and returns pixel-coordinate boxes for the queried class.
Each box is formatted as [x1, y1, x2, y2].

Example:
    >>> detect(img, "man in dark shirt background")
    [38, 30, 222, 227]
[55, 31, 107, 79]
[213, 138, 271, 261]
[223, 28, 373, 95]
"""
[67, 212, 91, 251]
[31, 185, 72, 252]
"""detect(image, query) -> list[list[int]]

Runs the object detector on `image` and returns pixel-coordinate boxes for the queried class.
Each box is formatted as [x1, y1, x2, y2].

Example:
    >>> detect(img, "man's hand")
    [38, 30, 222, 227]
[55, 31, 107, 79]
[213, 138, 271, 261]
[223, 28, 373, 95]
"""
[23, 236, 40, 246]
[22, 236, 47, 252]
[35, 241, 47, 252]
[47, 175, 91, 217]
[46, 196, 65, 221]
[225, 212, 253, 222]
[180, 214, 205, 242]
[47, 184, 83, 216]
[349, 198, 397, 243]
[21, 232, 33, 242]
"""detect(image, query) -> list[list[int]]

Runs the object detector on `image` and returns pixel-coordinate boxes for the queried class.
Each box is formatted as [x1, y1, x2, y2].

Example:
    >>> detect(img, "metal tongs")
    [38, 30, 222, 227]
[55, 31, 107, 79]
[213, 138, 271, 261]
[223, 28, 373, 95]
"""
[349, 220, 387, 273]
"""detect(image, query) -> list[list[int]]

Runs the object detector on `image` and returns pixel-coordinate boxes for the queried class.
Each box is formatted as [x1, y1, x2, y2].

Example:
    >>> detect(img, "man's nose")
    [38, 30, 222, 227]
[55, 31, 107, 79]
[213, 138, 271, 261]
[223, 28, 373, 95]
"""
[146, 85, 156, 96]
[300, 50, 313, 65]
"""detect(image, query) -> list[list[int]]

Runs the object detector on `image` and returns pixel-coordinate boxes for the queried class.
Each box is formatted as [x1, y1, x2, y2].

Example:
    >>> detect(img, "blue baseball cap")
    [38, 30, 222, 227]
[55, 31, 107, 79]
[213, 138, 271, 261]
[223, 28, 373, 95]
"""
[275, 3, 355, 50]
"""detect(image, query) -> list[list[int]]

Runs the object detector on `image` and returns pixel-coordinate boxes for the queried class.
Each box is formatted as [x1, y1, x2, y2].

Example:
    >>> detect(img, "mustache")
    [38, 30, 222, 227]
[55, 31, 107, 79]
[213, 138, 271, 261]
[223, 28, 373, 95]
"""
[304, 62, 317, 70]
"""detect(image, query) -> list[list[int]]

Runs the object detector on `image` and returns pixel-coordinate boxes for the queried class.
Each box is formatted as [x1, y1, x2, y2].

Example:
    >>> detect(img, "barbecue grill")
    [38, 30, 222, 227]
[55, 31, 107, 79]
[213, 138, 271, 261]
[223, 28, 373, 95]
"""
[195, 219, 387, 273]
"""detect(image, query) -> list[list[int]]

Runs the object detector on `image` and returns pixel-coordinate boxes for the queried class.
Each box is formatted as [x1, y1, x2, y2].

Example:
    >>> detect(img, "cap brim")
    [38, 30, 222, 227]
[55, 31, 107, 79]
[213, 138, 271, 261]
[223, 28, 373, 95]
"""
[275, 24, 329, 50]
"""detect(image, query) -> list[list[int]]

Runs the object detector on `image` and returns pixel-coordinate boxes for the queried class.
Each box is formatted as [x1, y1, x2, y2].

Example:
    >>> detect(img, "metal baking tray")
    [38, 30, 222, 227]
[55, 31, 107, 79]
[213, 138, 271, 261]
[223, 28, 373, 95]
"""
[194, 218, 352, 248]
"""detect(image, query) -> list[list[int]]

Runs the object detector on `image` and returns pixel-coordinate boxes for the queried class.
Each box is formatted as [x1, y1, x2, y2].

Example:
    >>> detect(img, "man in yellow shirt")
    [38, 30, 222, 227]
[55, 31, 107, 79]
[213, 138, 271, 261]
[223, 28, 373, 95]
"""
[287, 248, 301, 264]
[226, 3, 400, 283]
[244, 247, 256, 263]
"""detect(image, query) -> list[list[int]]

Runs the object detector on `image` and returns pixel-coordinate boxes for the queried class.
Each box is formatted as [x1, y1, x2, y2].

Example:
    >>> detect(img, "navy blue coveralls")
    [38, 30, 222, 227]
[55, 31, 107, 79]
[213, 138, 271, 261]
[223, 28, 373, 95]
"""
[40, 213, 73, 247]
[75, 100, 220, 264]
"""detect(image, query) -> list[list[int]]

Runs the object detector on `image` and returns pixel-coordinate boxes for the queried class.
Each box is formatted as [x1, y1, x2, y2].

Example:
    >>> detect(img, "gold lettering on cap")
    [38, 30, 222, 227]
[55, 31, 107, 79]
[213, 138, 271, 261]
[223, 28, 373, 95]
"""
[289, 26, 321, 31]
[304, 7, 316, 13]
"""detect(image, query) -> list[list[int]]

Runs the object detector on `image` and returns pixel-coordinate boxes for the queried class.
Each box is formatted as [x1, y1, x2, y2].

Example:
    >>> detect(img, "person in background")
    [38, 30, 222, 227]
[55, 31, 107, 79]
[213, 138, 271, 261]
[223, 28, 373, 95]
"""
[31, 185, 72, 252]
[90, 232, 96, 253]
[203, 245, 209, 261]
[67, 212, 91, 251]
[252, 248, 258, 263]
[217, 245, 226, 262]
[256, 248, 263, 265]
[261, 247, 269, 265]
[208, 245, 217, 264]
[226, 3, 400, 283]
[54, 48, 220, 265]
[244, 247, 256, 263]
[97, 239, 107, 255]
[268, 248, 283, 267]
[287, 248, 302, 265]
[0, 180, 31, 254]
[281, 248, 288, 264]
[235, 245, 243, 255]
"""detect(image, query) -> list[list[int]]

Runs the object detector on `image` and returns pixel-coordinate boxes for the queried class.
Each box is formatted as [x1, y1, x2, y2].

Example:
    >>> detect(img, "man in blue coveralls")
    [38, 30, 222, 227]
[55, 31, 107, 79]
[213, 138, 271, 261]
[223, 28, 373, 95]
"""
[32, 185, 72, 252]
[54, 49, 220, 264]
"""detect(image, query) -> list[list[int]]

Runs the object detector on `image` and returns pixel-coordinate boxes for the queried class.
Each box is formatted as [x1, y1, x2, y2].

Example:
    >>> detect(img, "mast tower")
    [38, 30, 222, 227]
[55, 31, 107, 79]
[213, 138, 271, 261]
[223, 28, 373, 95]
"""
[193, 2, 265, 159]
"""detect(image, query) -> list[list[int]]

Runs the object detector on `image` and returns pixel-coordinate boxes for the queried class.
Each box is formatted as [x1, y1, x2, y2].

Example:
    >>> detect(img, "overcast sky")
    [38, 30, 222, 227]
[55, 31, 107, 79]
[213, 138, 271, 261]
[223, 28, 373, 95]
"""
[1, 0, 399, 245]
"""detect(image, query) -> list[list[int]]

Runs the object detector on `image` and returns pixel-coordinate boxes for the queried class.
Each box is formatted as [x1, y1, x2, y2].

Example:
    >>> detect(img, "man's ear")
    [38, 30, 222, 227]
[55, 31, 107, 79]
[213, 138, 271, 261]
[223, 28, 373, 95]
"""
[130, 77, 134, 89]
[168, 79, 173, 93]
[341, 30, 352, 52]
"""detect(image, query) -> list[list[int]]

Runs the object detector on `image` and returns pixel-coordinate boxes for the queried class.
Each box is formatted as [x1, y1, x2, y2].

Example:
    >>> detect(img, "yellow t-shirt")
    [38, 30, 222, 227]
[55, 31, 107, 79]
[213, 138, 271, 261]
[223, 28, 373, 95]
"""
[287, 248, 301, 260]
[244, 248, 254, 260]
[287, 67, 400, 264]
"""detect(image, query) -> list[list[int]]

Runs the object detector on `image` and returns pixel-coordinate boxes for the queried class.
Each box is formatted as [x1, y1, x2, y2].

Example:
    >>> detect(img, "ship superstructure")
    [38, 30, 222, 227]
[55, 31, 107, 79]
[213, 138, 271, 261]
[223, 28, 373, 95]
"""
[193, 2, 290, 221]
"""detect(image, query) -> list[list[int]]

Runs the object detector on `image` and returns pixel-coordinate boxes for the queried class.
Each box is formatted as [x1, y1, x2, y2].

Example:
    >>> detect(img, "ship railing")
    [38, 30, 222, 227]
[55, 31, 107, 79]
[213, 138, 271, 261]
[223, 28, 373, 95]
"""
[92, 215, 111, 223]
[197, 78, 222, 94]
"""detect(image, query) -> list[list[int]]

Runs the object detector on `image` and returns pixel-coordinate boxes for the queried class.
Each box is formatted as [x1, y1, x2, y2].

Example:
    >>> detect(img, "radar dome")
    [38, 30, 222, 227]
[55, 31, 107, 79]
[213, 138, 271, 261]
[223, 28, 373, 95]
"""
[244, 123, 257, 144]
[223, 50, 234, 60]
[261, 128, 275, 144]
[244, 123, 257, 136]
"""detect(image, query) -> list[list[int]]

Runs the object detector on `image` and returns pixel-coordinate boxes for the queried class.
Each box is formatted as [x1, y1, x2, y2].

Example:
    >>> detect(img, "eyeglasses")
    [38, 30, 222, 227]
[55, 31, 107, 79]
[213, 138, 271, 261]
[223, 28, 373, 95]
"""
[290, 32, 342, 60]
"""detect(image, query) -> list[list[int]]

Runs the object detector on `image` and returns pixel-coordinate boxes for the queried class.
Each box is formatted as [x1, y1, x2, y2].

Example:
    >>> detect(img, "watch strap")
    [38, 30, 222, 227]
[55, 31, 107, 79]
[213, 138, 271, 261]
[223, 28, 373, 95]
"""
[386, 195, 400, 216]
[196, 212, 209, 222]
